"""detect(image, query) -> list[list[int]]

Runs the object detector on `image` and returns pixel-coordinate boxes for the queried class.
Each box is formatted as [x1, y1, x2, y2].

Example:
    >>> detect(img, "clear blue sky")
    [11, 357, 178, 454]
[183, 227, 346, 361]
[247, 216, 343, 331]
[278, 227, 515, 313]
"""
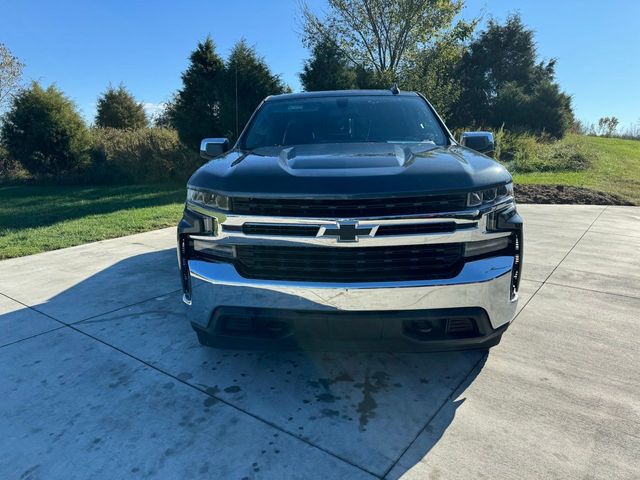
[1, 0, 638, 127]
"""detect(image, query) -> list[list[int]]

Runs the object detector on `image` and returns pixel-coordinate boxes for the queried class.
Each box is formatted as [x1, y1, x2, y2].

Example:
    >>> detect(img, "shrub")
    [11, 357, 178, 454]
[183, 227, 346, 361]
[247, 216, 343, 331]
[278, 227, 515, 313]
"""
[496, 132, 596, 173]
[0, 144, 10, 175]
[89, 127, 201, 183]
[1, 82, 90, 177]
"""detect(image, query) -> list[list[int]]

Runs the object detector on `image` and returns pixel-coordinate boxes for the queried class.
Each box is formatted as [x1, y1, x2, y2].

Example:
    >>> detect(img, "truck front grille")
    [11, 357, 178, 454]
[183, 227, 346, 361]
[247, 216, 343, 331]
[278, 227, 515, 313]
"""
[232, 221, 477, 237]
[234, 244, 464, 282]
[231, 194, 468, 218]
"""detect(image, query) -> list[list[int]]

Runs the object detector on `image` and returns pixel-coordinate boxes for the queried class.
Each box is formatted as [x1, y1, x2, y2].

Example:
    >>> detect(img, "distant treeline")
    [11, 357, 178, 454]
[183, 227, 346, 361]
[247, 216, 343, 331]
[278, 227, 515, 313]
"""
[0, 4, 585, 182]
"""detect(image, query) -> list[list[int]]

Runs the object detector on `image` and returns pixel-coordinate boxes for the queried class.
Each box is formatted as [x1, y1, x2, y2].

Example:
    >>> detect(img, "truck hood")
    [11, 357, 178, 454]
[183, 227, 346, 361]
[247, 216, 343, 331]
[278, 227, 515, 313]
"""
[187, 143, 512, 197]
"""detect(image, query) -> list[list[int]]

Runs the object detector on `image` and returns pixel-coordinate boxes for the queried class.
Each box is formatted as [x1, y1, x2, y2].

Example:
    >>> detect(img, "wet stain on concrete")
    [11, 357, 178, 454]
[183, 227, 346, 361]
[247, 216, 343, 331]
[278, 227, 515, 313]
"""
[177, 372, 193, 381]
[163, 447, 175, 457]
[224, 385, 241, 394]
[20, 465, 40, 480]
[307, 371, 354, 390]
[307, 371, 356, 404]
[356, 371, 389, 430]
[315, 392, 340, 403]
[320, 408, 340, 418]
[202, 386, 220, 407]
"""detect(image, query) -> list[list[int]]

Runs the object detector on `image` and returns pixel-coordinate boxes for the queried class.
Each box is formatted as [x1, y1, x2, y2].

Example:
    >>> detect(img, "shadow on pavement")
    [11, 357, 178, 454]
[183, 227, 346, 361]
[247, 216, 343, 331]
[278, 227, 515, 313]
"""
[2, 248, 490, 477]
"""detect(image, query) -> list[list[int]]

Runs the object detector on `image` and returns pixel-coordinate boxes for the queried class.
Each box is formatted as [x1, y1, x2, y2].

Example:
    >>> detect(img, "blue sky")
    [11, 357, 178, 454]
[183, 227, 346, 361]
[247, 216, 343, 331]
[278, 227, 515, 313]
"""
[1, 0, 638, 127]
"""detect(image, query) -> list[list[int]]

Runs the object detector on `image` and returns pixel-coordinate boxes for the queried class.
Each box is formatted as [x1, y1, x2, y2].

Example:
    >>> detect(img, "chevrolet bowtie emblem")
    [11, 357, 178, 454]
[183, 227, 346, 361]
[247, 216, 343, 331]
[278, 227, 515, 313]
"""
[318, 221, 379, 242]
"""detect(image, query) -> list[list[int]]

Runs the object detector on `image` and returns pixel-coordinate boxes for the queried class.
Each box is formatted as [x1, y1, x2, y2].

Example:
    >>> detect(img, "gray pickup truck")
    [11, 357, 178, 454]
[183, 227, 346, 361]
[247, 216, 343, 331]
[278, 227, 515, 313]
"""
[177, 88, 523, 351]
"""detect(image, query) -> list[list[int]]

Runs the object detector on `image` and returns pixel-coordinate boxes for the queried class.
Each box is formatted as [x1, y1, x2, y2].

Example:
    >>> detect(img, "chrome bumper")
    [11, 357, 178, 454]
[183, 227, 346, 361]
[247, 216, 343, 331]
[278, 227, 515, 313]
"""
[187, 255, 517, 331]
[179, 196, 522, 349]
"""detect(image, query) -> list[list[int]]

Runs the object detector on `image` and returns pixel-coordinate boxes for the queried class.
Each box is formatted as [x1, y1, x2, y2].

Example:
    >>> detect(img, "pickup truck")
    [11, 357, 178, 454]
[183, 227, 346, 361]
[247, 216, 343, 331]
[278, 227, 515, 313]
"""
[177, 88, 523, 351]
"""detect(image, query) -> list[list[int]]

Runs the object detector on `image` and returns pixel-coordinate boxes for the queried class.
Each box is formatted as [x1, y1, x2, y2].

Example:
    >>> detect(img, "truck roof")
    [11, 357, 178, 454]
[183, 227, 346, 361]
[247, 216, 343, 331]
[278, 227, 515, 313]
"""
[265, 89, 419, 102]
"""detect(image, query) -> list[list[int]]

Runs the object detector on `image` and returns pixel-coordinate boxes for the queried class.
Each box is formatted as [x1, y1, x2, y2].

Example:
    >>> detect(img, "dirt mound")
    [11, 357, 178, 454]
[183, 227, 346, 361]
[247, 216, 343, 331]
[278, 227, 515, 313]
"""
[514, 184, 634, 205]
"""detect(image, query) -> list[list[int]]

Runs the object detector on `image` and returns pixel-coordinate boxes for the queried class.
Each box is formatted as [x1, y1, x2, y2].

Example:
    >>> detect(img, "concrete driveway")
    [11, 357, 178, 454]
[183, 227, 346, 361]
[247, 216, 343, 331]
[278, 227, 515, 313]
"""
[1, 205, 638, 479]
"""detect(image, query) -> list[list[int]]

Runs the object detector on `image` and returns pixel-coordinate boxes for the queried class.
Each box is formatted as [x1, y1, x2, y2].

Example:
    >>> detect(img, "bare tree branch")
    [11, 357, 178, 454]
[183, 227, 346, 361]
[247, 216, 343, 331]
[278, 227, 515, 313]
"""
[0, 43, 25, 112]
[300, 0, 465, 80]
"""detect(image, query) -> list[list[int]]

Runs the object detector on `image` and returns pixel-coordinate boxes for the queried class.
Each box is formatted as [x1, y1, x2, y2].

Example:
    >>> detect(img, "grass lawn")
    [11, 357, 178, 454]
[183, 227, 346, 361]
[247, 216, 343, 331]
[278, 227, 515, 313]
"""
[512, 135, 640, 204]
[0, 184, 185, 259]
[1, 134, 638, 260]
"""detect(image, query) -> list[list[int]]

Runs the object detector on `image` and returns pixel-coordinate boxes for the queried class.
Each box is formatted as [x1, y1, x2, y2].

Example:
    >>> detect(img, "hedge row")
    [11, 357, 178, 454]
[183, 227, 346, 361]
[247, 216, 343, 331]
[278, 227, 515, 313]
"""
[1, 127, 202, 184]
[0, 83, 203, 184]
[89, 127, 202, 184]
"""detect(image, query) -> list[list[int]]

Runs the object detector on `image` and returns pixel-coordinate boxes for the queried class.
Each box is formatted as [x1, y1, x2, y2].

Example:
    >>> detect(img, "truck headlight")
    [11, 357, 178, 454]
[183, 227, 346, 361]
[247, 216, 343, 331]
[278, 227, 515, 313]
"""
[467, 182, 513, 207]
[186, 187, 230, 211]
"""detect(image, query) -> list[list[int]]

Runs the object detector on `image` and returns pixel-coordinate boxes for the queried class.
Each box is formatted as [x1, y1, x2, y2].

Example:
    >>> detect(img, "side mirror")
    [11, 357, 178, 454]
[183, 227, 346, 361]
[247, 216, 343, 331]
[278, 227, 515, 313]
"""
[460, 132, 495, 156]
[200, 138, 230, 159]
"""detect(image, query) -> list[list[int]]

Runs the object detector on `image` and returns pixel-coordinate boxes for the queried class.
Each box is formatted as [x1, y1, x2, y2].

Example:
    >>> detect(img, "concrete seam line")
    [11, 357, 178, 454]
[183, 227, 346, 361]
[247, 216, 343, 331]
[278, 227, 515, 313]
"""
[70, 288, 184, 325]
[1, 289, 376, 476]
[1, 288, 184, 326]
[381, 352, 488, 478]
[514, 207, 608, 325]
[0, 292, 68, 326]
[63, 325, 382, 479]
[542, 205, 609, 284]
[382, 274, 545, 477]
[0, 326, 68, 351]
[543, 281, 640, 302]
[585, 230, 640, 240]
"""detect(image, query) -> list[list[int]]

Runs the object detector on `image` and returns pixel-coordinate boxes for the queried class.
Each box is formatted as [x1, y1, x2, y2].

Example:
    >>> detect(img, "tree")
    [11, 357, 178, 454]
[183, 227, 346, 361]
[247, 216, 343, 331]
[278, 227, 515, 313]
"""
[492, 81, 573, 137]
[301, 0, 470, 82]
[400, 22, 474, 120]
[165, 36, 226, 149]
[221, 40, 288, 141]
[300, 34, 388, 91]
[166, 37, 287, 147]
[451, 14, 574, 137]
[597, 116, 619, 137]
[0, 43, 25, 114]
[1, 82, 90, 176]
[95, 84, 147, 129]
[300, 35, 358, 91]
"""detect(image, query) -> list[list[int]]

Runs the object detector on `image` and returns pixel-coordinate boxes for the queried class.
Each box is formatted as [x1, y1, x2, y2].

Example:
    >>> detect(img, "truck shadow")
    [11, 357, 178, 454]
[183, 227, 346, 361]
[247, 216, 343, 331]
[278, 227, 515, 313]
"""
[1, 248, 490, 477]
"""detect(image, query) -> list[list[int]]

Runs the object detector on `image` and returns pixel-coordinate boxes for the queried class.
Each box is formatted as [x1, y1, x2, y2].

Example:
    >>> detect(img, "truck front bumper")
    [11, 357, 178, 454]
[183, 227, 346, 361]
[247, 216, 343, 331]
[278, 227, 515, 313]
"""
[185, 254, 517, 351]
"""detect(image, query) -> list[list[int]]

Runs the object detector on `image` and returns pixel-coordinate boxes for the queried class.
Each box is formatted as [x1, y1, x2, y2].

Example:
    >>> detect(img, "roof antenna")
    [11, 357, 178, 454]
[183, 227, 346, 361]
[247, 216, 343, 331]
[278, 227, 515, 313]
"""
[390, 83, 400, 95]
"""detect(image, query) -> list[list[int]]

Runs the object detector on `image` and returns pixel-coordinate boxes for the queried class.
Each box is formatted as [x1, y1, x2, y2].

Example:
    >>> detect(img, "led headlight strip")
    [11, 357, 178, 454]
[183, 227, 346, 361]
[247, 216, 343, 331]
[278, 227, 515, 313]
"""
[466, 182, 514, 207]
[186, 187, 230, 211]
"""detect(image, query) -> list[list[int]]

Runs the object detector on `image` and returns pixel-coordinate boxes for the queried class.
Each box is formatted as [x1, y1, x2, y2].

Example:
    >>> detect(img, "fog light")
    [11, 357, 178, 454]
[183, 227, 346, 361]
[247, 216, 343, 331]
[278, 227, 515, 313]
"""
[464, 236, 511, 257]
[193, 241, 236, 259]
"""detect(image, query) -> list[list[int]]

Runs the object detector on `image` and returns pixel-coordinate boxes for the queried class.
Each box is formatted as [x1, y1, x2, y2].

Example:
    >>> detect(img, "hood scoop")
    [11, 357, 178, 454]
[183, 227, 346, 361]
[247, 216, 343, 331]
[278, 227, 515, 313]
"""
[278, 143, 438, 173]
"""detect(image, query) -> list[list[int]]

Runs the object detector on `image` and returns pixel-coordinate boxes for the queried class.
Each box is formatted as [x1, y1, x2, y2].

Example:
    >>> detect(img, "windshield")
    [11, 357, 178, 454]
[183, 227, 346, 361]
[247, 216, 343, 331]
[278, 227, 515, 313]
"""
[241, 95, 448, 150]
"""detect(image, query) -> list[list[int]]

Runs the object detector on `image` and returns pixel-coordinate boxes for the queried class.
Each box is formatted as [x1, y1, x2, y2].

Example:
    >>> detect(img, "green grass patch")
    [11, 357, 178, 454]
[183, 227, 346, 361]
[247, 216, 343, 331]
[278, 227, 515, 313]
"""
[1, 134, 638, 260]
[511, 135, 640, 204]
[0, 184, 185, 259]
